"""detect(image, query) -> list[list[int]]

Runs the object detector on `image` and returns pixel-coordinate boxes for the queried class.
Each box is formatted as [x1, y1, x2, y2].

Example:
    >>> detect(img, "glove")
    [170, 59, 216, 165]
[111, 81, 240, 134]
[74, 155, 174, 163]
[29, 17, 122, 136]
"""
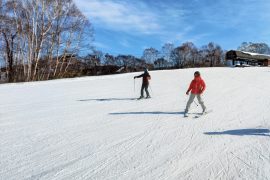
[134, 76, 136, 79]
[199, 89, 204, 94]
[186, 91, 189, 95]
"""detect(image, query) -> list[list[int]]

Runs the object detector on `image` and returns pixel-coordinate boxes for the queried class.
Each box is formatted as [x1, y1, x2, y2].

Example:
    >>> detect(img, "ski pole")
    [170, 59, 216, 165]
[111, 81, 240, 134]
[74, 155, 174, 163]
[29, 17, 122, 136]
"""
[149, 84, 153, 95]
[194, 100, 199, 106]
[134, 78, 135, 92]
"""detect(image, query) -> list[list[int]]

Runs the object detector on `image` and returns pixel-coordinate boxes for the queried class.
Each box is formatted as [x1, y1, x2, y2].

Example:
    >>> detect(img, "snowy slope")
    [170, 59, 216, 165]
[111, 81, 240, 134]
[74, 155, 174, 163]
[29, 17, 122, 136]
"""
[0, 67, 270, 180]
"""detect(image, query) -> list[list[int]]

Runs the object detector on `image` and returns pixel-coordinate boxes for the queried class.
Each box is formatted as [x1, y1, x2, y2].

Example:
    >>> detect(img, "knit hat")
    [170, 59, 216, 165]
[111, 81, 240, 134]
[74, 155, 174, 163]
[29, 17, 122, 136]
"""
[194, 71, 200, 76]
[144, 68, 148, 73]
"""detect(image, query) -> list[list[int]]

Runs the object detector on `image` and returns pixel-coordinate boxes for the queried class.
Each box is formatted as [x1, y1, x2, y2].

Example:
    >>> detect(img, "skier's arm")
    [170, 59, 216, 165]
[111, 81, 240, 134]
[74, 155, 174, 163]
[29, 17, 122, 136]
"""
[200, 80, 206, 94]
[134, 74, 142, 79]
[186, 81, 193, 95]
[135, 74, 144, 78]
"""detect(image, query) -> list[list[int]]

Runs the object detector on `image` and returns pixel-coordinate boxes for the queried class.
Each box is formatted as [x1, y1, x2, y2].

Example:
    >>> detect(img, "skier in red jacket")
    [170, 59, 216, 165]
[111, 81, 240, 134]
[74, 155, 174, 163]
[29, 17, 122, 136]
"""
[184, 71, 206, 117]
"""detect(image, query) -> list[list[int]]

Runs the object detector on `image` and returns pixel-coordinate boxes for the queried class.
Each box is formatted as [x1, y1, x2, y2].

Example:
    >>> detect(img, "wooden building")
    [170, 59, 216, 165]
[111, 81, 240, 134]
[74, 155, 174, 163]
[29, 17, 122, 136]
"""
[226, 50, 270, 66]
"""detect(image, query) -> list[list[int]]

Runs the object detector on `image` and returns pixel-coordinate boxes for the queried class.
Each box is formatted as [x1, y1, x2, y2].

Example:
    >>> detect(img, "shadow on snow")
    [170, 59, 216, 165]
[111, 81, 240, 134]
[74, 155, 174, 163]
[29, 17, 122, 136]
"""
[110, 111, 185, 115]
[204, 128, 270, 136]
[78, 98, 137, 102]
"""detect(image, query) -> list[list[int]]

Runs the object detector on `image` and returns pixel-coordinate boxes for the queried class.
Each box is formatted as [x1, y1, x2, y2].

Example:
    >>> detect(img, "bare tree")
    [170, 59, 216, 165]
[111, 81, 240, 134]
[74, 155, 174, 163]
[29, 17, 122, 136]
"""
[104, 53, 115, 65]
[142, 47, 159, 64]
[0, 0, 19, 82]
[161, 43, 174, 63]
[237, 42, 270, 54]
[171, 42, 195, 68]
[206, 42, 223, 67]
[0, 0, 93, 82]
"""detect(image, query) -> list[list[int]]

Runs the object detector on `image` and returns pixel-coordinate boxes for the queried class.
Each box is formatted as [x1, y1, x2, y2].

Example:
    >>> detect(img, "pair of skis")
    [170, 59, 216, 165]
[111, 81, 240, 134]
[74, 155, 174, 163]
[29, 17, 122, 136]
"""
[137, 97, 151, 100]
[184, 109, 213, 118]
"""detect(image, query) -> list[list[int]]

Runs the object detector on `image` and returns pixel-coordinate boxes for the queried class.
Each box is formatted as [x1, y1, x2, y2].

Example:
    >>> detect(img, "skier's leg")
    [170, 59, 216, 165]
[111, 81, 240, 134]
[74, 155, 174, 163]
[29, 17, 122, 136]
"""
[145, 84, 150, 97]
[185, 93, 195, 113]
[140, 85, 145, 98]
[197, 94, 206, 112]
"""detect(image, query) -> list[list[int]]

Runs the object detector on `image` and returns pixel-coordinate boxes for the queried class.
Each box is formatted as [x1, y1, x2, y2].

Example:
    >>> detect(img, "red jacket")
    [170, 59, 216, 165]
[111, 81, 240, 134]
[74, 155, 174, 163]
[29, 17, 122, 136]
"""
[187, 76, 206, 94]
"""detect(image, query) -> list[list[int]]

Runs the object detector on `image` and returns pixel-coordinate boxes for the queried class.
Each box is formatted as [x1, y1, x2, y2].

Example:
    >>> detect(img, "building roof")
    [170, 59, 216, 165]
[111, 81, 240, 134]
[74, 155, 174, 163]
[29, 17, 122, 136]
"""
[226, 50, 270, 61]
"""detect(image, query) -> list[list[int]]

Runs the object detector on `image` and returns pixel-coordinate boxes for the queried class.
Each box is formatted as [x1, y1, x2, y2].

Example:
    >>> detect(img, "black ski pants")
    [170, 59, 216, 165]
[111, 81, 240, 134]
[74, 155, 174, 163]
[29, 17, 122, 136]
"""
[141, 84, 150, 97]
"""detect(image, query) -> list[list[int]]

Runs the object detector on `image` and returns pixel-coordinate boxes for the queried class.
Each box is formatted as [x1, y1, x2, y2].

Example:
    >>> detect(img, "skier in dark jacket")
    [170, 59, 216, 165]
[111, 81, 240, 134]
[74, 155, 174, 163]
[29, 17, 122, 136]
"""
[134, 68, 151, 99]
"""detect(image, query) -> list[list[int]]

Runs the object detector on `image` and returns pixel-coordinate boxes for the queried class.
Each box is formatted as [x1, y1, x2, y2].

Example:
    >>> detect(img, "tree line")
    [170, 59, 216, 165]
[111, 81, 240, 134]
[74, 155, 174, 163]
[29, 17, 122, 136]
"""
[70, 42, 270, 76]
[87, 41, 226, 73]
[97, 42, 270, 72]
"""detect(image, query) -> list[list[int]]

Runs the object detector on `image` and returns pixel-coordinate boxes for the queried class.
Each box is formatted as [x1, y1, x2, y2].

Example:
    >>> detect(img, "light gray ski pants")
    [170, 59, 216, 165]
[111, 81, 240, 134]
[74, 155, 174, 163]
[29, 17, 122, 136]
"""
[185, 93, 206, 113]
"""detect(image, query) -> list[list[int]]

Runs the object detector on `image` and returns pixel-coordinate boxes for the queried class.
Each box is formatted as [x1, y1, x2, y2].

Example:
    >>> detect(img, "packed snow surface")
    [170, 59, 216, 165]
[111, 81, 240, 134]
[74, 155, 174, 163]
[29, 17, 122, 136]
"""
[0, 67, 270, 180]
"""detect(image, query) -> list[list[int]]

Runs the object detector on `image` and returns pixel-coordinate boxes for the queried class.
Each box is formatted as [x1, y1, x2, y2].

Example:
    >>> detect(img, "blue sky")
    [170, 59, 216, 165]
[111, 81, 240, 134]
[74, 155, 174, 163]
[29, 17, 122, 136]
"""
[74, 0, 270, 57]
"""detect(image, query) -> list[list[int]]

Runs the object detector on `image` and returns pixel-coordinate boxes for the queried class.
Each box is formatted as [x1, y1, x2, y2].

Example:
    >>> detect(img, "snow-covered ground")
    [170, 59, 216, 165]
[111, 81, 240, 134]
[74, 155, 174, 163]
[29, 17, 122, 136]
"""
[0, 67, 270, 180]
